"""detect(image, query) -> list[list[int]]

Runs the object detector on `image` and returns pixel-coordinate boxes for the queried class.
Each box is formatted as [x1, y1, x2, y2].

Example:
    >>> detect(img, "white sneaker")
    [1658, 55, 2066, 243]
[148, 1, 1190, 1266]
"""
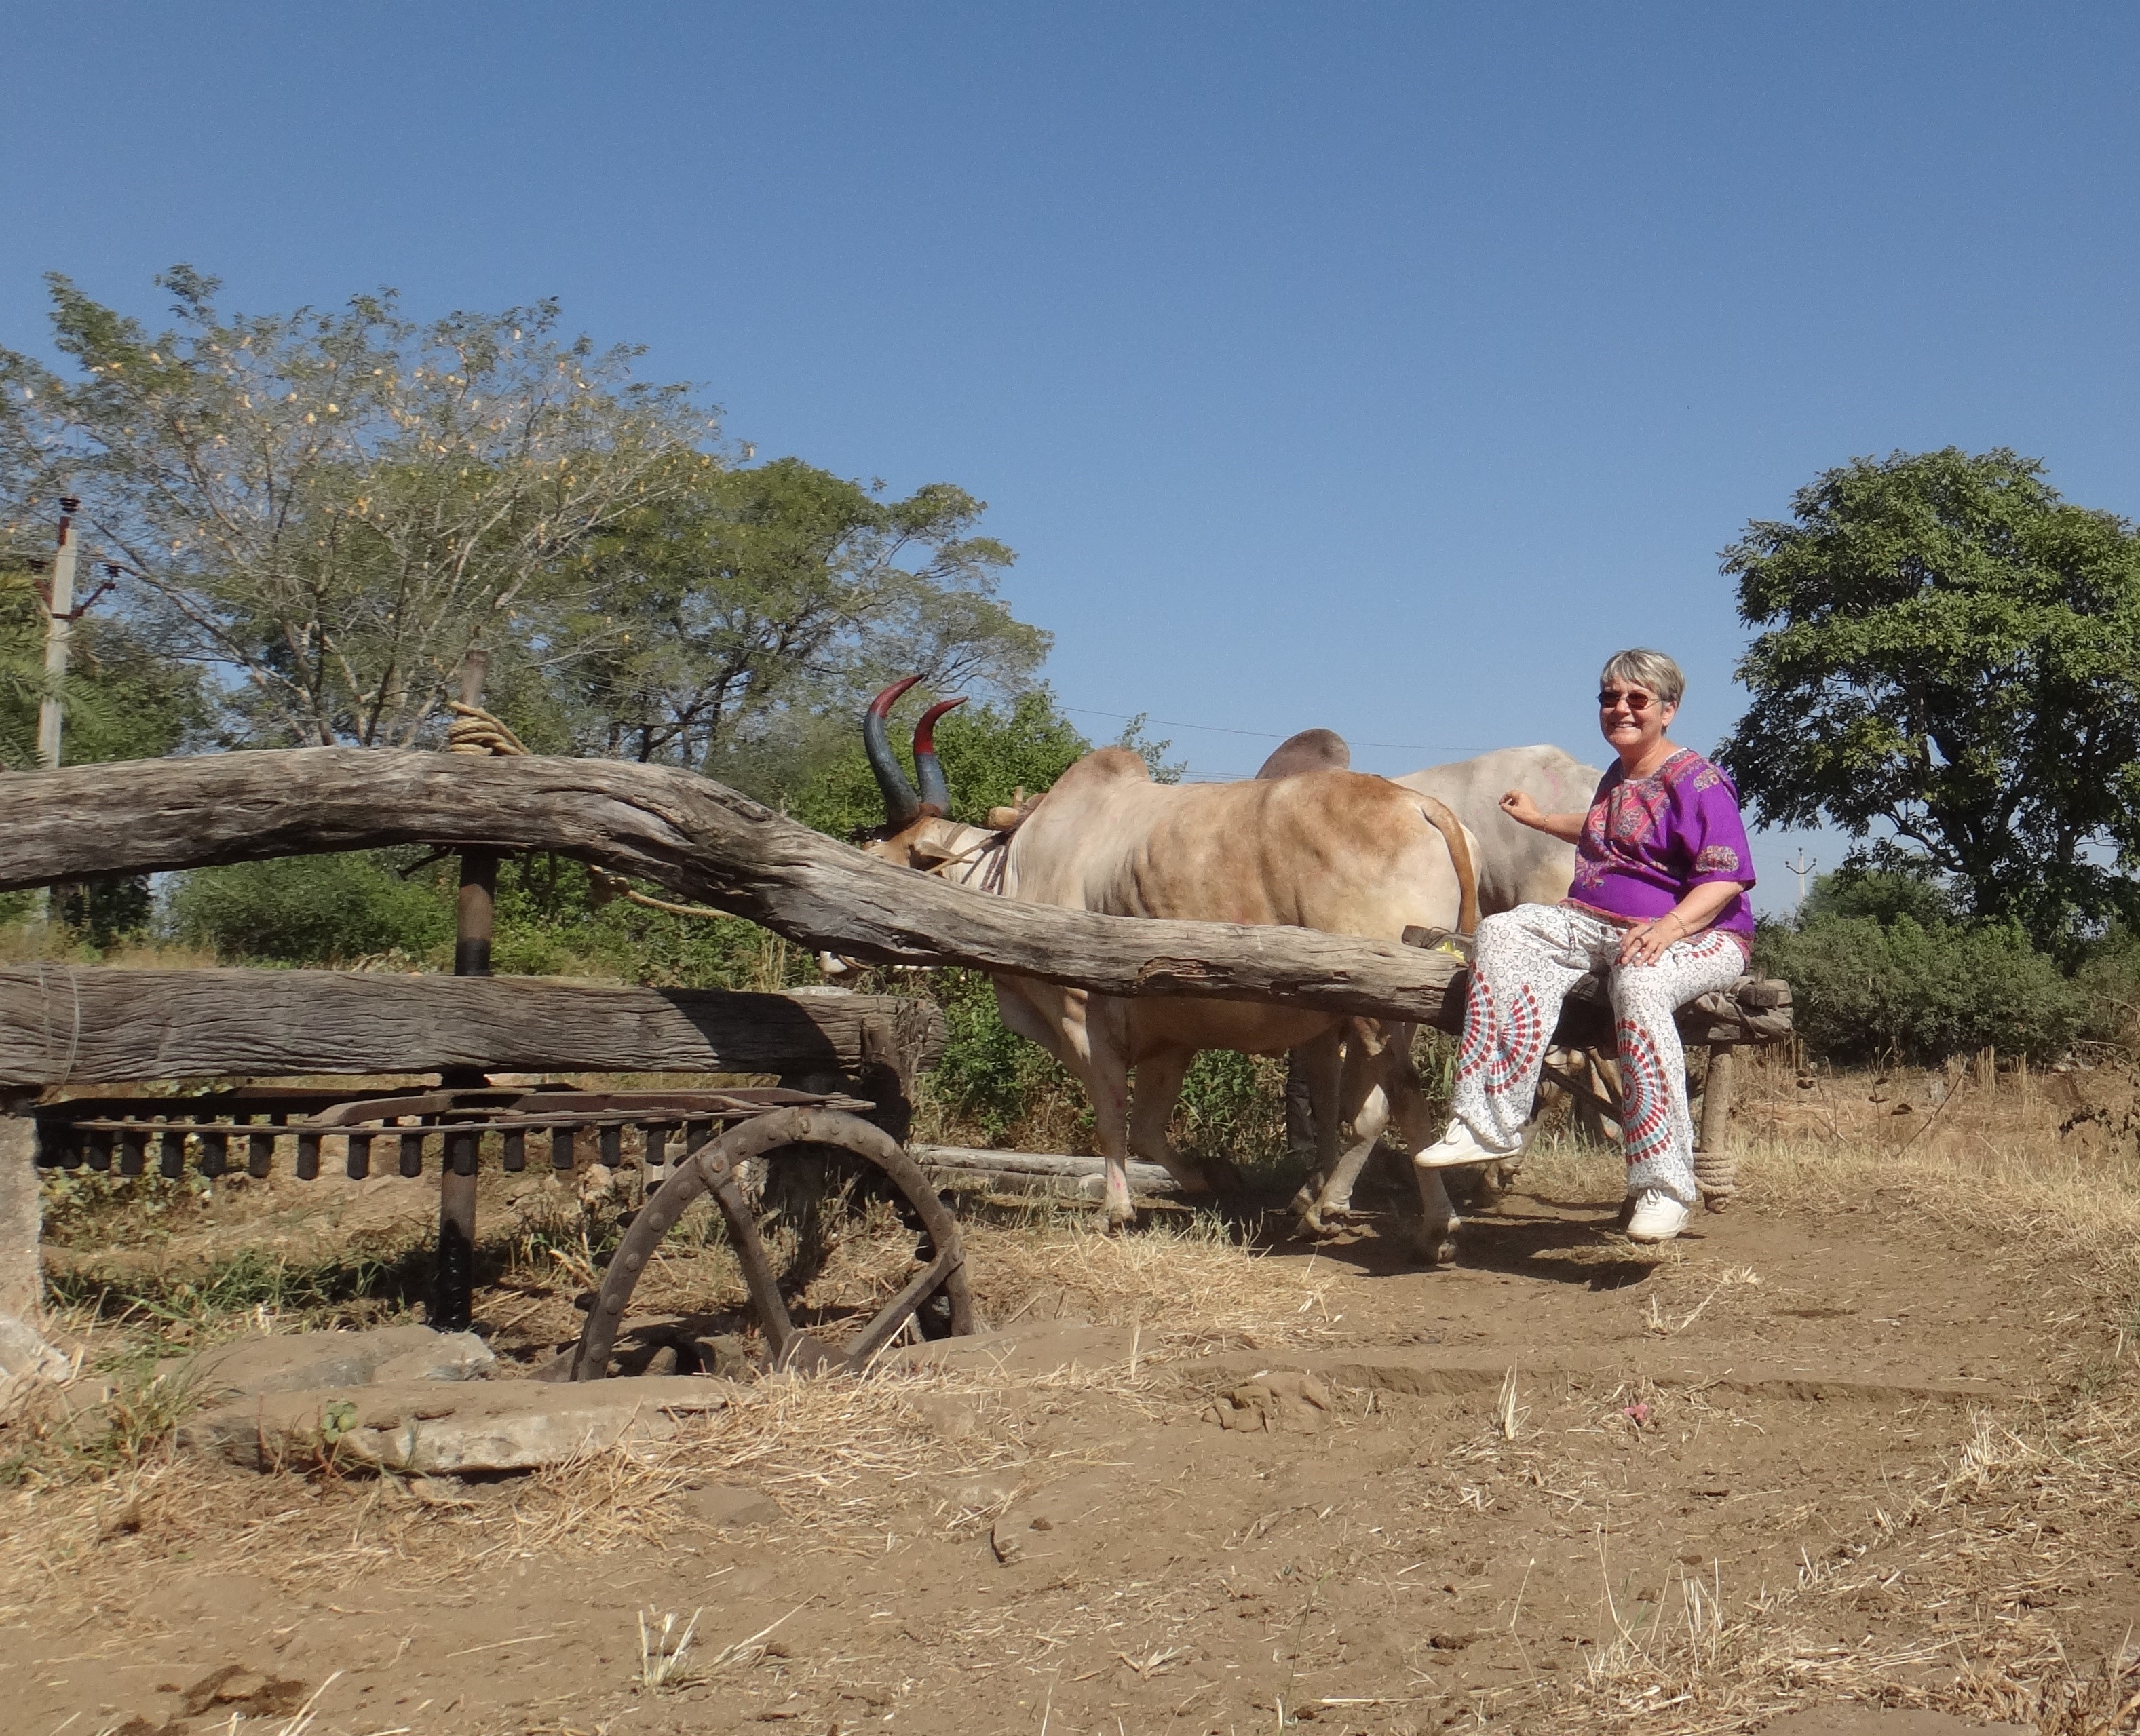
[1415, 1119, 1521, 1170]
[1624, 1190, 1689, 1243]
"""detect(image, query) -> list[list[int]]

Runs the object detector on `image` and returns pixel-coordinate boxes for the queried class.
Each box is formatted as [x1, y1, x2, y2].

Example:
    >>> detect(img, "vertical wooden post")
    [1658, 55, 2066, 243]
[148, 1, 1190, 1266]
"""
[0, 1089, 69, 1410]
[0, 1092, 42, 1323]
[433, 651, 495, 1333]
[1692, 1041, 1737, 1212]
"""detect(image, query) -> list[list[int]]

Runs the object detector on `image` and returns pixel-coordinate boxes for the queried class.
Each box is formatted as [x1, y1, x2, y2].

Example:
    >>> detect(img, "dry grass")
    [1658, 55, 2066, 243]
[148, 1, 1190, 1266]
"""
[1473, 1052, 2140, 1735]
[964, 1206, 1345, 1356]
[1523, 1364, 2140, 1736]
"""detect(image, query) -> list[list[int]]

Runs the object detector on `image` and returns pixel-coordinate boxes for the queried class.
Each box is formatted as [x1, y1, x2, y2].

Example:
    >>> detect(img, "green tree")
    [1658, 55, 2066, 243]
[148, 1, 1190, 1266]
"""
[0, 268, 709, 748]
[1719, 448, 2140, 949]
[0, 585, 208, 767]
[556, 457, 1044, 769]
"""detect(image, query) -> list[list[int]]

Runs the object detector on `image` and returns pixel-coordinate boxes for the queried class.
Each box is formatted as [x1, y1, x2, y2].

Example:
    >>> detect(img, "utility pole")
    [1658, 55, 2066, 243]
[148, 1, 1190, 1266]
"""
[1786, 847, 1818, 915]
[35, 497, 81, 773]
[28, 499, 82, 931]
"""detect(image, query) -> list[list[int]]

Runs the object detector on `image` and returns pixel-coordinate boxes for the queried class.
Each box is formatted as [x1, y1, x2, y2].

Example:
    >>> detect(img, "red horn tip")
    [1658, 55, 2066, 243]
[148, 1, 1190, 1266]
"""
[913, 696, 967, 754]
[867, 674, 925, 719]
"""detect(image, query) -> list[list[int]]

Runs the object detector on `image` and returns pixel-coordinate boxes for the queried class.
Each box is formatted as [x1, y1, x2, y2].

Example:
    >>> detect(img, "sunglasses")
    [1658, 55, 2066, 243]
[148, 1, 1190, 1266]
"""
[1597, 688, 1658, 712]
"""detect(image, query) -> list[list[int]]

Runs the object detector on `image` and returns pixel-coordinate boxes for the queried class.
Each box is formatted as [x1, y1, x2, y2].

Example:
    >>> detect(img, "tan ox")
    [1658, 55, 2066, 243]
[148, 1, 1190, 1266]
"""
[859, 680, 1483, 1259]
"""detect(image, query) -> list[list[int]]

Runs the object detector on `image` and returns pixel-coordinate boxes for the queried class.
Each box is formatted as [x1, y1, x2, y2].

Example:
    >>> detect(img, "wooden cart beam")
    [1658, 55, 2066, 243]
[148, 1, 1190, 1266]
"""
[0, 967, 947, 1090]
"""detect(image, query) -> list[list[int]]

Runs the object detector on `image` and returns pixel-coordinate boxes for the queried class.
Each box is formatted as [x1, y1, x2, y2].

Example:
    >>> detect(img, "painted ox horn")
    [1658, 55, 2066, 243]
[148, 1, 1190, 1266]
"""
[864, 676, 925, 826]
[913, 697, 966, 815]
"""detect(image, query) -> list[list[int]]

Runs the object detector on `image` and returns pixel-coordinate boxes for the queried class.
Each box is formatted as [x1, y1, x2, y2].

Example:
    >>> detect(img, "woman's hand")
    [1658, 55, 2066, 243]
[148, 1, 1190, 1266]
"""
[1499, 791, 1586, 841]
[1617, 914, 1685, 967]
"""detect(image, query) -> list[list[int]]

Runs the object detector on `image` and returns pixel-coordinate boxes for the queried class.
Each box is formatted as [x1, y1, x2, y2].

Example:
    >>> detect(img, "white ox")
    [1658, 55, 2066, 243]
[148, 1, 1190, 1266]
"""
[858, 680, 1485, 1260]
[1395, 745, 1602, 914]
[1272, 739, 1603, 1230]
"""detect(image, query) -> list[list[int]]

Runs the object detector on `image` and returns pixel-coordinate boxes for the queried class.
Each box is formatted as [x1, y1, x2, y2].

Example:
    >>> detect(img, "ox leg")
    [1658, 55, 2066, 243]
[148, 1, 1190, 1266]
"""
[1086, 1068, 1136, 1230]
[1056, 1000, 1139, 1230]
[1300, 1045, 1392, 1234]
[1388, 1054, 1463, 1267]
[1286, 1029, 1345, 1229]
[1001, 984, 1141, 1229]
[1127, 1049, 1217, 1203]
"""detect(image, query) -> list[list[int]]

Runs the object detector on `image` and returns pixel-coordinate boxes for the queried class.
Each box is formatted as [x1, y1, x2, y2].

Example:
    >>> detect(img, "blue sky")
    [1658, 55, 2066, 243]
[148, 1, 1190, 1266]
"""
[8, 3, 2140, 912]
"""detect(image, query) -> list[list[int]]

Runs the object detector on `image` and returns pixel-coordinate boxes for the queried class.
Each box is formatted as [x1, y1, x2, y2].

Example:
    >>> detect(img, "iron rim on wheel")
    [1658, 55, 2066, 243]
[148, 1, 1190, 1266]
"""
[569, 1106, 974, 1380]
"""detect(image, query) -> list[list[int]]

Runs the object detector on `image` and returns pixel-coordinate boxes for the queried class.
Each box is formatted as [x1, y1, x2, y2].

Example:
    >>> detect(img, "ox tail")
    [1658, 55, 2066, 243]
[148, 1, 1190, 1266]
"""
[1409, 792, 1480, 936]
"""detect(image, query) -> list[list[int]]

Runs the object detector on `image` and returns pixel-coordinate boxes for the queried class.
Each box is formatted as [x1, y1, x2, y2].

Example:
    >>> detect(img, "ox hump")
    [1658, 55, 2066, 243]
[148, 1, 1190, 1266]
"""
[1055, 745, 1155, 788]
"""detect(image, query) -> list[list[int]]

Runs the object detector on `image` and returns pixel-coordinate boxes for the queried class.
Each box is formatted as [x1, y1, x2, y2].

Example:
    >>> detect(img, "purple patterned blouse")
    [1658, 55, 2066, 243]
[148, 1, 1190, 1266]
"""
[1566, 748, 1756, 942]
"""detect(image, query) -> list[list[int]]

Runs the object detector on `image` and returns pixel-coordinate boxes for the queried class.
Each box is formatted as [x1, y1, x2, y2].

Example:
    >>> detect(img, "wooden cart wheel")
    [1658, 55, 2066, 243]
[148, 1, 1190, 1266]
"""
[570, 1106, 973, 1380]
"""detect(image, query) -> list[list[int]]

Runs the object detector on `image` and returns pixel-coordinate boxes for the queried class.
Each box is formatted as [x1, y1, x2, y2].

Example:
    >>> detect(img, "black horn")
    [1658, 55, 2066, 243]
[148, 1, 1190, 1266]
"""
[913, 697, 967, 815]
[864, 676, 925, 826]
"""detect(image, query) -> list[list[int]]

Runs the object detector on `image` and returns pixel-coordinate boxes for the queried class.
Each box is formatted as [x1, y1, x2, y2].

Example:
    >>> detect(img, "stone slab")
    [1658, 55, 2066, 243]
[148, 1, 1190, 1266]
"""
[178, 1374, 738, 1473]
[181, 1325, 495, 1404]
[0, 1307, 70, 1423]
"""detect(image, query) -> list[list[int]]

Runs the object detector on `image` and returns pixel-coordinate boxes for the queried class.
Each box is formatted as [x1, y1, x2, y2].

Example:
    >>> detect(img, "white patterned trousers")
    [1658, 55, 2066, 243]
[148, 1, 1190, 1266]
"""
[1451, 904, 1747, 1205]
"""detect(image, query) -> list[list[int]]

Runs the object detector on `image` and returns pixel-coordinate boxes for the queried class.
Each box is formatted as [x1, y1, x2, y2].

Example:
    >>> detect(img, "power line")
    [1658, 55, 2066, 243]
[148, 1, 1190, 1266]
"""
[1061, 704, 1464, 757]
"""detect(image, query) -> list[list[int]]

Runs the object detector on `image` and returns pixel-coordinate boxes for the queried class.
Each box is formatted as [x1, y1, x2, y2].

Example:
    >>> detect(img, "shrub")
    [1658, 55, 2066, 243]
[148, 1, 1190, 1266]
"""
[489, 852, 805, 988]
[917, 968, 1090, 1147]
[1755, 912, 2084, 1064]
[1172, 1049, 1288, 1180]
[166, 851, 456, 965]
[2077, 925, 2140, 1048]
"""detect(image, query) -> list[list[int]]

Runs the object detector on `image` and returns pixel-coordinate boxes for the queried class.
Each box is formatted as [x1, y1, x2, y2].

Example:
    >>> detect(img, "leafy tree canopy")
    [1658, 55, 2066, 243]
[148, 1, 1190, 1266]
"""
[548, 455, 1044, 768]
[1719, 447, 2140, 950]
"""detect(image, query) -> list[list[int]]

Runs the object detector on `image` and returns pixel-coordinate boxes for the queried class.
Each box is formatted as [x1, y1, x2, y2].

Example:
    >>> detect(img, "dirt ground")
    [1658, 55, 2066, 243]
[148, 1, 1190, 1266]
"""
[5, 1056, 2140, 1736]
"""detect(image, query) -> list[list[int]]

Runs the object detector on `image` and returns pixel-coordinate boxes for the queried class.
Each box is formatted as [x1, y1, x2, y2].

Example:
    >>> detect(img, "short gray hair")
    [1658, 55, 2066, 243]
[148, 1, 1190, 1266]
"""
[1599, 647, 1685, 708]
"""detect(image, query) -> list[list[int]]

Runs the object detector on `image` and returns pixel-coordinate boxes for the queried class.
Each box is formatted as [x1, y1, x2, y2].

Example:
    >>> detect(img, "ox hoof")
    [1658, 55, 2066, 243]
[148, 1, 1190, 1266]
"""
[1415, 1222, 1461, 1268]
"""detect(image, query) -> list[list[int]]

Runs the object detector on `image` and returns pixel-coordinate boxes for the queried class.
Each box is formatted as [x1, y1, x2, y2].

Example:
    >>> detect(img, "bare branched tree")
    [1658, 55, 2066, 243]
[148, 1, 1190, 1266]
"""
[0, 267, 714, 746]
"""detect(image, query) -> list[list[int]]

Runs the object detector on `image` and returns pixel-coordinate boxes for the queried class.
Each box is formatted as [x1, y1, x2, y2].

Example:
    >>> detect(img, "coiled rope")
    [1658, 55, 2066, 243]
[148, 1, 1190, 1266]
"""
[441, 702, 731, 922]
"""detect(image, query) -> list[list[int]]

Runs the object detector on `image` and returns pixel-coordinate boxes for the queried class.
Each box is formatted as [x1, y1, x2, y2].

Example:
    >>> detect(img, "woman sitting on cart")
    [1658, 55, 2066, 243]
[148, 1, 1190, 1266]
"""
[1418, 647, 1756, 1246]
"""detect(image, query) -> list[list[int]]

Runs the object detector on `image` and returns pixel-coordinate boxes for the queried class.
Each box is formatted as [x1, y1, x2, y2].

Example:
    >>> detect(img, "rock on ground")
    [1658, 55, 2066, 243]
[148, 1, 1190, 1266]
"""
[0, 1309, 71, 1423]
[1207, 1370, 1333, 1433]
[178, 1374, 738, 1474]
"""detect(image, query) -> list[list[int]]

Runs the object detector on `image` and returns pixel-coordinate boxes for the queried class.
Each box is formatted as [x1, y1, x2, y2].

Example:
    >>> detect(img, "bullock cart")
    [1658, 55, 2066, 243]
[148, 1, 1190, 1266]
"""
[1, 966, 970, 1376]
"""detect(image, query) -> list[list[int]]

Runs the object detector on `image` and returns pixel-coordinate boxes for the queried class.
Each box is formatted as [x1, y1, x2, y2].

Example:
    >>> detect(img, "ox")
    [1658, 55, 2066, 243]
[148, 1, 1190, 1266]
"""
[858, 680, 1484, 1260]
[1272, 738, 1604, 1231]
